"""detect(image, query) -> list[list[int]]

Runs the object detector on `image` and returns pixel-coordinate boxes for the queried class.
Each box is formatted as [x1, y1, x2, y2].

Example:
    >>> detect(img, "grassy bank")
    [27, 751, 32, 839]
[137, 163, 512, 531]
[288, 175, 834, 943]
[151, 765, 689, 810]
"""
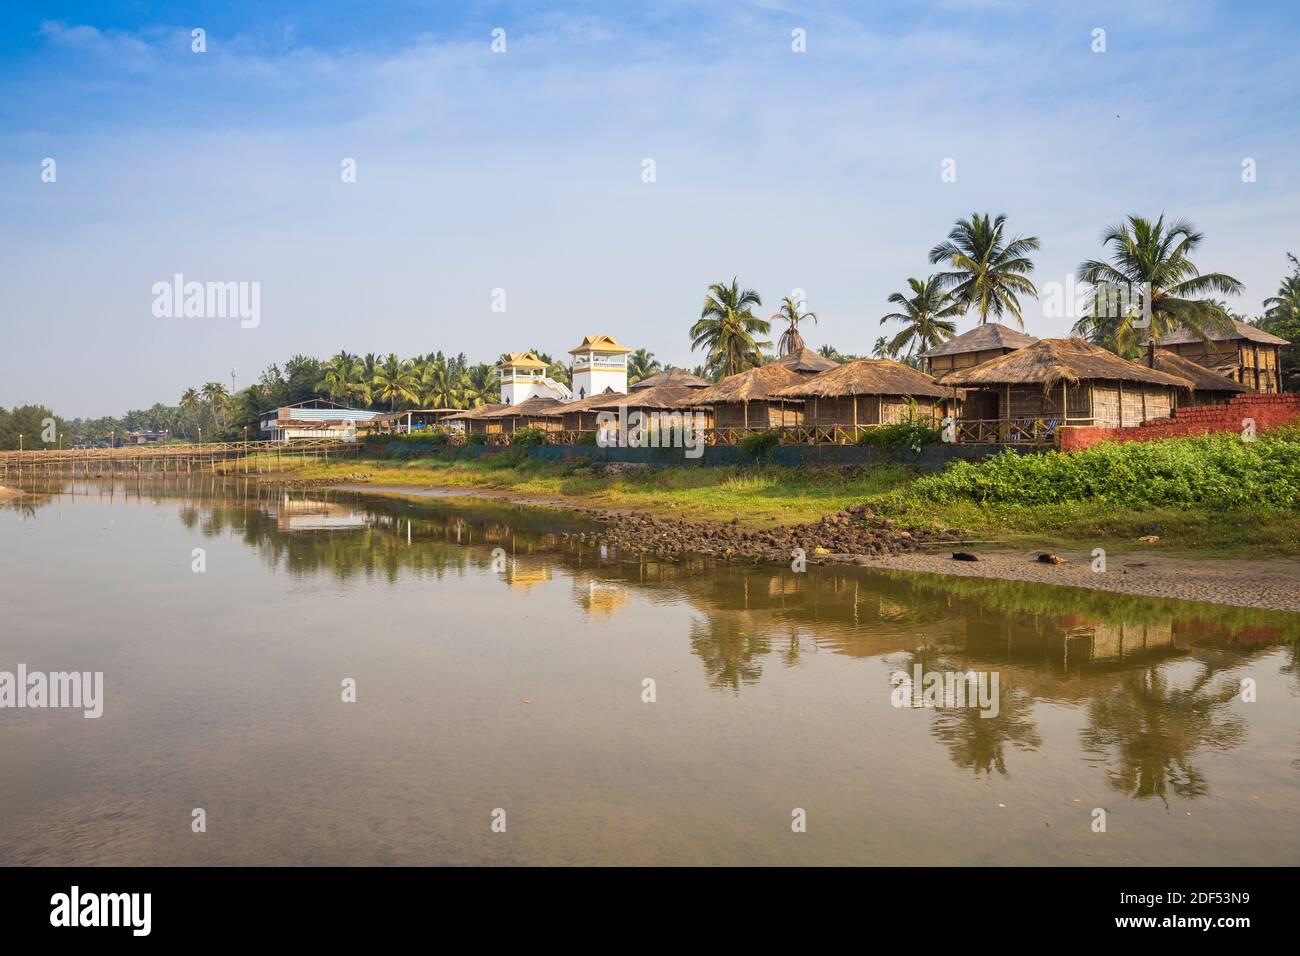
[252, 429, 1300, 558]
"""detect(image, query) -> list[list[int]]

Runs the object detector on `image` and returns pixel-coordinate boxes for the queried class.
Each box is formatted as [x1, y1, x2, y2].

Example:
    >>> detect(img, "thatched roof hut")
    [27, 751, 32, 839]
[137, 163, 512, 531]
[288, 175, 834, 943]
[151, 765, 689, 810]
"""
[774, 358, 950, 427]
[444, 403, 507, 432]
[938, 337, 1193, 428]
[1155, 319, 1288, 393]
[774, 347, 840, 373]
[680, 363, 811, 430]
[919, 323, 1037, 375]
[1150, 348, 1248, 405]
[558, 388, 624, 431]
[630, 367, 711, 390]
[476, 396, 566, 433]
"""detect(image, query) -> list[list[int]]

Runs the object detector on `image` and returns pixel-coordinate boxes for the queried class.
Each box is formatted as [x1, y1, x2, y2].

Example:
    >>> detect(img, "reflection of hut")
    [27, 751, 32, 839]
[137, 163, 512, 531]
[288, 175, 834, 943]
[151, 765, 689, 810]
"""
[1155, 320, 1288, 393]
[919, 323, 1038, 376]
[938, 338, 1192, 428]
[774, 358, 949, 428]
[478, 396, 566, 434]
[681, 350, 839, 430]
[1149, 348, 1250, 406]
[444, 403, 507, 434]
[572, 578, 630, 616]
[504, 562, 552, 589]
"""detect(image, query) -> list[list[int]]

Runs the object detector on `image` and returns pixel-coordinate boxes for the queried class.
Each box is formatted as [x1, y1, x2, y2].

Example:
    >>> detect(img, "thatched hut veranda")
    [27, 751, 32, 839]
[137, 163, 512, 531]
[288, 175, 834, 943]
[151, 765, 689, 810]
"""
[476, 396, 567, 434]
[558, 388, 624, 432]
[773, 358, 950, 431]
[444, 403, 508, 434]
[938, 338, 1194, 440]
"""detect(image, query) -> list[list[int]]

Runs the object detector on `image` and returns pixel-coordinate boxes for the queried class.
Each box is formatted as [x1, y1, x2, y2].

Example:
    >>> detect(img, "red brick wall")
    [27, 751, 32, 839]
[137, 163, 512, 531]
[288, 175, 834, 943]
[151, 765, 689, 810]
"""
[1057, 394, 1300, 452]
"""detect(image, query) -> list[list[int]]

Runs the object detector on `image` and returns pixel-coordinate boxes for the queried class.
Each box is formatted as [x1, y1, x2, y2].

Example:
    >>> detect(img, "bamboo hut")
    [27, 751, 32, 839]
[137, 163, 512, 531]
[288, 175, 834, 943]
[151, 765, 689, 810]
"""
[938, 338, 1193, 430]
[587, 383, 705, 431]
[1149, 348, 1249, 406]
[774, 358, 950, 428]
[919, 323, 1038, 376]
[775, 347, 840, 374]
[680, 363, 810, 429]
[443, 403, 508, 434]
[477, 396, 566, 434]
[1155, 320, 1288, 393]
[629, 367, 712, 390]
[559, 388, 625, 431]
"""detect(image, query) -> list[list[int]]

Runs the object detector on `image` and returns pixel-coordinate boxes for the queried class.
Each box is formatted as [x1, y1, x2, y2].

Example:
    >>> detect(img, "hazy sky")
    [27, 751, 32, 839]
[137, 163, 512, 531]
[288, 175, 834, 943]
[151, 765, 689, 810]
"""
[2, 0, 1298, 416]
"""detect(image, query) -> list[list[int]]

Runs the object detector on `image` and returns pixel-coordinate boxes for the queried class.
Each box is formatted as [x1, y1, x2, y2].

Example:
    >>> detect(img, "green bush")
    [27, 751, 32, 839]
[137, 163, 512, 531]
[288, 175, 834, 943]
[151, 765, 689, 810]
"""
[741, 430, 780, 457]
[391, 429, 448, 445]
[576, 431, 598, 446]
[510, 426, 549, 447]
[857, 420, 943, 453]
[911, 430, 1300, 508]
[466, 431, 487, 446]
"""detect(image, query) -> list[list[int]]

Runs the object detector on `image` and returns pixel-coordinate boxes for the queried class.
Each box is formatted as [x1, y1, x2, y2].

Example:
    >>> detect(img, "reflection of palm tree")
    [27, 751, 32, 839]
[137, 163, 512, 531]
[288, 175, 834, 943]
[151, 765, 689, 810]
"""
[1080, 665, 1246, 803]
[688, 616, 771, 692]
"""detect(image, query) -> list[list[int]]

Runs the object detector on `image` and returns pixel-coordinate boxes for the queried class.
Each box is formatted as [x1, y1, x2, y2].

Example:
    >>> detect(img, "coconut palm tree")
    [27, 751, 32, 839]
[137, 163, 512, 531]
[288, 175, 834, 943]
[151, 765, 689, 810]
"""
[626, 348, 662, 385]
[879, 276, 962, 362]
[462, 364, 499, 407]
[690, 278, 771, 378]
[871, 336, 894, 359]
[201, 382, 229, 427]
[771, 297, 818, 356]
[1264, 255, 1300, 323]
[179, 388, 203, 438]
[371, 354, 420, 411]
[317, 353, 366, 405]
[1073, 215, 1243, 355]
[420, 360, 464, 409]
[929, 212, 1040, 326]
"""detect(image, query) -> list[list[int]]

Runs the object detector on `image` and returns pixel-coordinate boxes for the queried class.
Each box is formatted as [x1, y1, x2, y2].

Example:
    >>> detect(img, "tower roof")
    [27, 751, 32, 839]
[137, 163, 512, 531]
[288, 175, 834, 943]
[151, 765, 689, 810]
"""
[567, 334, 632, 356]
[495, 351, 549, 370]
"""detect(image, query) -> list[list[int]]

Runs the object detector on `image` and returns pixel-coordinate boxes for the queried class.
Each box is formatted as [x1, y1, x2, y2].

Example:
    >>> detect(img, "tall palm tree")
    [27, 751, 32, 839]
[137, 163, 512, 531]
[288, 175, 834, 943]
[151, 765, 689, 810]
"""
[462, 364, 499, 407]
[879, 276, 962, 361]
[420, 360, 464, 409]
[929, 212, 1040, 326]
[1073, 215, 1243, 355]
[871, 336, 894, 359]
[371, 354, 420, 411]
[1264, 255, 1300, 323]
[317, 353, 366, 405]
[201, 382, 229, 428]
[179, 388, 203, 438]
[690, 278, 770, 378]
[626, 348, 662, 385]
[771, 297, 818, 356]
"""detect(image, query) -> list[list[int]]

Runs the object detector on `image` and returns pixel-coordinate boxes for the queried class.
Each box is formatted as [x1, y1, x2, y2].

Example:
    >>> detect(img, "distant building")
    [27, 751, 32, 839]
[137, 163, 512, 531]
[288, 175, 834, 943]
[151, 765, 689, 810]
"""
[496, 352, 571, 404]
[567, 335, 631, 401]
[123, 429, 171, 445]
[259, 399, 380, 443]
[919, 323, 1039, 376]
[1155, 320, 1288, 393]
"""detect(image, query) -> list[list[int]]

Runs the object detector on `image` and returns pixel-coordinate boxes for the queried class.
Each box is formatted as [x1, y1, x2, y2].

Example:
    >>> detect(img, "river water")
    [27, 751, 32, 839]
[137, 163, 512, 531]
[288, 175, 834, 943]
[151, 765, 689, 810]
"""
[1, 478, 1297, 865]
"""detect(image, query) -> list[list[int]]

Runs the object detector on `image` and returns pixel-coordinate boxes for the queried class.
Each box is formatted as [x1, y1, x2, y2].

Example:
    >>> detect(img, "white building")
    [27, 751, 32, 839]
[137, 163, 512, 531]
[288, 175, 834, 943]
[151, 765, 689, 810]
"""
[496, 352, 571, 404]
[568, 335, 631, 401]
[259, 399, 380, 443]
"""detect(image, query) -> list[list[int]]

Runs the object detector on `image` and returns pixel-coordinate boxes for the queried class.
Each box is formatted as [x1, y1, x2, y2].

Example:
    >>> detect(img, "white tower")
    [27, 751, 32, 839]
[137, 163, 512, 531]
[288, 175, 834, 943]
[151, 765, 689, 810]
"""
[567, 335, 631, 401]
[496, 352, 570, 404]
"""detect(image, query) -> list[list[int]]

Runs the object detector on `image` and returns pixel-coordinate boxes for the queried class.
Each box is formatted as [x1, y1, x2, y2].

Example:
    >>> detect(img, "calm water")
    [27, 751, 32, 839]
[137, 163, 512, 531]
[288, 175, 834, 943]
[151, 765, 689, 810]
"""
[2, 478, 1298, 866]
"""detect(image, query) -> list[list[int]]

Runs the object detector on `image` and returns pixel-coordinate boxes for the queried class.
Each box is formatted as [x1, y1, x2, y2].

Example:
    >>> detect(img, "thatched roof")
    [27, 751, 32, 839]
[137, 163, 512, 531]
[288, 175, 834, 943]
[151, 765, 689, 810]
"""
[1156, 319, 1289, 347]
[479, 396, 566, 419]
[680, 363, 808, 406]
[775, 358, 949, 399]
[444, 403, 507, 421]
[937, 338, 1194, 391]
[1151, 349, 1250, 394]
[919, 322, 1038, 358]
[559, 389, 624, 414]
[774, 347, 840, 373]
[588, 384, 697, 410]
[567, 334, 632, 355]
[630, 367, 711, 389]
[495, 351, 549, 370]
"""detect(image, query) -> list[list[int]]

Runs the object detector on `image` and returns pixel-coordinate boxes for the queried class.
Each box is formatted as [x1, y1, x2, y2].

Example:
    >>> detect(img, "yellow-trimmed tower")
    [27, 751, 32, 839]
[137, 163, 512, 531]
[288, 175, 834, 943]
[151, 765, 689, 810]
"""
[567, 335, 631, 401]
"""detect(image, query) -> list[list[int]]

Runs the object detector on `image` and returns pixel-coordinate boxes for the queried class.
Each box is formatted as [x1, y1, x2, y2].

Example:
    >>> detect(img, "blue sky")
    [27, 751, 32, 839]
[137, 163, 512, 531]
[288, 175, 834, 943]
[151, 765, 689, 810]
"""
[3, 0, 1298, 416]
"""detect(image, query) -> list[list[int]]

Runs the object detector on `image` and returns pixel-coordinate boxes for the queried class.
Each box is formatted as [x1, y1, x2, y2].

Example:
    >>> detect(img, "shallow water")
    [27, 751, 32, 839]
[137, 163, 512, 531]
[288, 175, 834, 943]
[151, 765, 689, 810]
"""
[1, 477, 1298, 865]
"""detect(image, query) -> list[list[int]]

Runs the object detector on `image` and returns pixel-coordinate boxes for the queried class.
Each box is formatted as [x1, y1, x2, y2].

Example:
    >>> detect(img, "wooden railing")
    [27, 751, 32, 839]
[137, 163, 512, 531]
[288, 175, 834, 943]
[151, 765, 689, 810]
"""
[0, 439, 355, 478]
[954, 418, 1093, 445]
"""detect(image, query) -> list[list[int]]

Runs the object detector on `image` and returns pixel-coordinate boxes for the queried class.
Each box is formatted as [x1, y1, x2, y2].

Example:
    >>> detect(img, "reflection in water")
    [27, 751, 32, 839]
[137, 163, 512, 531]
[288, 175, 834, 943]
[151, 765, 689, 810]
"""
[4, 476, 1300, 865]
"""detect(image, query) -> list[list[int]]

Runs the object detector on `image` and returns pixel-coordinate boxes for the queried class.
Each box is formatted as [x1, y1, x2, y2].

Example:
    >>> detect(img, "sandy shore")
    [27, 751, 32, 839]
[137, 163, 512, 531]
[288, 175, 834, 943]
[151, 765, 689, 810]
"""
[847, 548, 1300, 613]
[325, 482, 1300, 613]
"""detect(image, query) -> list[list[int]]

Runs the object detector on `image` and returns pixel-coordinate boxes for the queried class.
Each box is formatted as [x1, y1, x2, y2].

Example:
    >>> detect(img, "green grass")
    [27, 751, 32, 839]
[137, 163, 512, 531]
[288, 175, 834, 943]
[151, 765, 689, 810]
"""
[256, 425, 1300, 558]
